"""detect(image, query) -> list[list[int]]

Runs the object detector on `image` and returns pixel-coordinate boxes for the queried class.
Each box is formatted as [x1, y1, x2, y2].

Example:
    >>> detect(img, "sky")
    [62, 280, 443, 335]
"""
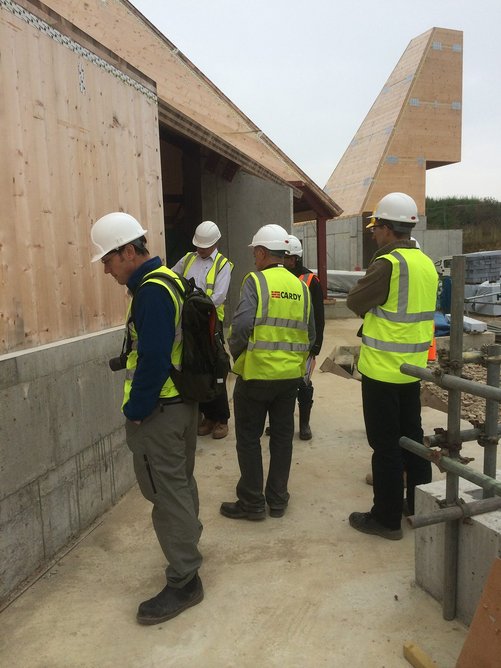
[132, 0, 501, 201]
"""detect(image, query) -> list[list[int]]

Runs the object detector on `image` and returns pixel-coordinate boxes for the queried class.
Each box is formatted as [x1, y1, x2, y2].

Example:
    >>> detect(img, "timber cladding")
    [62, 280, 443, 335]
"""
[0, 0, 164, 354]
[324, 27, 463, 218]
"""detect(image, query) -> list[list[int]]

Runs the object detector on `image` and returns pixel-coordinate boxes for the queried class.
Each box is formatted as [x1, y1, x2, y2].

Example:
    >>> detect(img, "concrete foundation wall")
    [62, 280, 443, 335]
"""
[298, 217, 463, 270]
[0, 330, 135, 603]
[299, 217, 363, 271]
[201, 171, 293, 320]
[415, 477, 501, 625]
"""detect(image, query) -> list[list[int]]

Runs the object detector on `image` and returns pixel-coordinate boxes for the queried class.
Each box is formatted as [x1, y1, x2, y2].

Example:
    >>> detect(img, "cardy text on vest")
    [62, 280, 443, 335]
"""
[271, 290, 301, 301]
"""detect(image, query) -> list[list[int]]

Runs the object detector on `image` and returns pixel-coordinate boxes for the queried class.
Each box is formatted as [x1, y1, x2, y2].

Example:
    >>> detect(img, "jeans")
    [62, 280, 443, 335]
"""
[233, 376, 299, 511]
[361, 375, 432, 529]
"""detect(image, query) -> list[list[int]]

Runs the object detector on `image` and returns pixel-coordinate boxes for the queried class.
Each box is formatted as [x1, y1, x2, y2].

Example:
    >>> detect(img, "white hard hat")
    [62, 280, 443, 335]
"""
[90, 212, 147, 262]
[366, 192, 418, 232]
[411, 236, 421, 249]
[285, 235, 303, 257]
[192, 220, 221, 248]
[249, 224, 290, 251]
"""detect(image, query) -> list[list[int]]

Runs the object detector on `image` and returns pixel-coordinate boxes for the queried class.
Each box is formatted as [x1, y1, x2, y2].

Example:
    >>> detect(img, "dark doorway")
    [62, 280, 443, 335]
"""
[159, 126, 202, 267]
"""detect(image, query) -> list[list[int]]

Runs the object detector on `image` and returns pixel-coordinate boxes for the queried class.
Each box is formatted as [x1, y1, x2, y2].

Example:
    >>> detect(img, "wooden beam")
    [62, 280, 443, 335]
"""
[316, 217, 328, 298]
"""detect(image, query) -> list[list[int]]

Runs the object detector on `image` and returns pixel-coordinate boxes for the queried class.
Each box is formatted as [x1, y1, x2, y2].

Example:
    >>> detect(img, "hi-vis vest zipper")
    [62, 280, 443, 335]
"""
[182, 251, 233, 321]
[357, 248, 438, 384]
[122, 266, 184, 409]
[232, 266, 311, 381]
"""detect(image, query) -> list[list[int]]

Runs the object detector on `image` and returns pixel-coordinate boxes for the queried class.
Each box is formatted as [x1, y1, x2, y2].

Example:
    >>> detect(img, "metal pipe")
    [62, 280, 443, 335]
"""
[424, 425, 501, 448]
[441, 256, 465, 620]
[483, 345, 501, 498]
[400, 437, 501, 497]
[461, 351, 501, 364]
[408, 496, 501, 528]
[401, 364, 501, 402]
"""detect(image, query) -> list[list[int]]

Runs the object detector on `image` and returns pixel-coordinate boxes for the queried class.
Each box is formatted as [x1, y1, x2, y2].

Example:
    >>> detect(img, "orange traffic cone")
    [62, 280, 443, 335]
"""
[428, 336, 437, 362]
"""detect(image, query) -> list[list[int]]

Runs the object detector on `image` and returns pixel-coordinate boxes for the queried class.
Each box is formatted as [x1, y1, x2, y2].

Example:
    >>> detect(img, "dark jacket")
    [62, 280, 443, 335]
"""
[123, 256, 176, 421]
[346, 239, 418, 317]
[288, 263, 325, 356]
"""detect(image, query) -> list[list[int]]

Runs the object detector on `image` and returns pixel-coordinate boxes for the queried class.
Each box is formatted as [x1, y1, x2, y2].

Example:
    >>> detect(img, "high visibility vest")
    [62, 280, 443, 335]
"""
[232, 267, 311, 381]
[182, 251, 233, 321]
[122, 266, 184, 409]
[298, 271, 318, 288]
[358, 248, 438, 384]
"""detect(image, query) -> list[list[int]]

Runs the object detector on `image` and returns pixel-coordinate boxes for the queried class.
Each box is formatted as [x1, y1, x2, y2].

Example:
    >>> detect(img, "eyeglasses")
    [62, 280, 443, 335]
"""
[101, 248, 122, 265]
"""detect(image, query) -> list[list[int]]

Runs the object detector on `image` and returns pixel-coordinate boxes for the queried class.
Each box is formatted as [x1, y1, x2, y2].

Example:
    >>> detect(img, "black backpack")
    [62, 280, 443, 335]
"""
[131, 271, 230, 403]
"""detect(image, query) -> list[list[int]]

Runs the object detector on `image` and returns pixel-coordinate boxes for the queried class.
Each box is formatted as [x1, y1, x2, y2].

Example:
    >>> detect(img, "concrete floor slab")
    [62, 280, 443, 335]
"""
[0, 320, 471, 667]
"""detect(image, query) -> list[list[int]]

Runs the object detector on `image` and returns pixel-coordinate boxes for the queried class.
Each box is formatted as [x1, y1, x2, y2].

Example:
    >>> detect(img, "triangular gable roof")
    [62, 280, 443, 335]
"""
[42, 0, 342, 219]
[324, 27, 462, 217]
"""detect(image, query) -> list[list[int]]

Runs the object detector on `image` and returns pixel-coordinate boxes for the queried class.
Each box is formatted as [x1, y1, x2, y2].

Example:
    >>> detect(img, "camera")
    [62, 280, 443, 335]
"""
[109, 353, 127, 371]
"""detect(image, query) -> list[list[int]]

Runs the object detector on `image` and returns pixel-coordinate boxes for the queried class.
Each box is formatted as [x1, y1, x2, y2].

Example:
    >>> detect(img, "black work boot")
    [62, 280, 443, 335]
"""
[220, 501, 265, 521]
[137, 574, 204, 625]
[299, 402, 313, 440]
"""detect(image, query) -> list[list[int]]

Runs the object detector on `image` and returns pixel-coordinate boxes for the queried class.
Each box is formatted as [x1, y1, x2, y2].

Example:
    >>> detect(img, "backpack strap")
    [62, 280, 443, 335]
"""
[125, 271, 190, 355]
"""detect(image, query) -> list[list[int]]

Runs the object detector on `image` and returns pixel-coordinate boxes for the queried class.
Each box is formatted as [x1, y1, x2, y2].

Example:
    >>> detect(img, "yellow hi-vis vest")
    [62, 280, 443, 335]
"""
[358, 248, 438, 384]
[122, 266, 184, 409]
[182, 251, 233, 321]
[232, 267, 311, 381]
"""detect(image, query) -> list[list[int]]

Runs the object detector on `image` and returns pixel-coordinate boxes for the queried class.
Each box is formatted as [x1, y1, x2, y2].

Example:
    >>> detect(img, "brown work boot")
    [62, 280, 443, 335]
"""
[212, 422, 228, 439]
[198, 418, 215, 436]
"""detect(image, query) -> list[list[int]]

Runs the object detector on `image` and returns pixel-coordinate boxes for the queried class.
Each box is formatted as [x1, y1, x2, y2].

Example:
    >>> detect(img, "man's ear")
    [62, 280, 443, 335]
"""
[122, 243, 138, 260]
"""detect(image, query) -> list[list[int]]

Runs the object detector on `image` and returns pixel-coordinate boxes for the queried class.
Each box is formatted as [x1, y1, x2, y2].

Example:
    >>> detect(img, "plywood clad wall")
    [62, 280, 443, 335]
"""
[324, 27, 462, 217]
[42, 0, 302, 184]
[0, 1, 163, 354]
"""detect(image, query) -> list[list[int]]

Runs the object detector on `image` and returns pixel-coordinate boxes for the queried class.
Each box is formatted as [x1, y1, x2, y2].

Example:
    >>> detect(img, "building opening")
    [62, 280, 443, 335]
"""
[159, 126, 202, 267]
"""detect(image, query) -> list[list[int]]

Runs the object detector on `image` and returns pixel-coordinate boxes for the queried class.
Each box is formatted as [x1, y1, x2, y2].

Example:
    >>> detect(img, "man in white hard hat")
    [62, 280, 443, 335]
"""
[220, 224, 315, 521]
[346, 193, 438, 540]
[90, 212, 203, 624]
[283, 235, 325, 440]
[171, 220, 233, 440]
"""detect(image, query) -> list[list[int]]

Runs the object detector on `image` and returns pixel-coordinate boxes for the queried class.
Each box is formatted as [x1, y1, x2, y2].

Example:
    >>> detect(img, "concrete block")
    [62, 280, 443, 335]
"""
[38, 458, 80, 558]
[0, 378, 57, 498]
[0, 482, 44, 600]
[75, 435, 123, 529]
[324, 298, 355, 319]
[414, 475, 501, 625]
[0, 330, 136, 604]
[436, 331, 495, 352]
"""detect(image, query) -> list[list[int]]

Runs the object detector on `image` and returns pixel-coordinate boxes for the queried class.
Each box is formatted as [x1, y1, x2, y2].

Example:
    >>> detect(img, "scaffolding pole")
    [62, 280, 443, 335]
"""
[483, 345, 501, 497]
[424, 425, 501, 448]
[407, 496, 501, 529]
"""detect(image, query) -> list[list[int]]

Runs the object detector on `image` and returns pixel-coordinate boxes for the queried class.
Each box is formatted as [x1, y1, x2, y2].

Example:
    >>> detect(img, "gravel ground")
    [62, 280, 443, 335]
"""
[423, 360, 501, 424]
[424, 313, 501, 424]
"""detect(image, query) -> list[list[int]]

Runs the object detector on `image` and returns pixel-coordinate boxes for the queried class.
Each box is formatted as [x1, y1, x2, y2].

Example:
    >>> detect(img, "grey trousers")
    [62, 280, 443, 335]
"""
[233, 377, 299, 511]
[125, 401, 202, 588]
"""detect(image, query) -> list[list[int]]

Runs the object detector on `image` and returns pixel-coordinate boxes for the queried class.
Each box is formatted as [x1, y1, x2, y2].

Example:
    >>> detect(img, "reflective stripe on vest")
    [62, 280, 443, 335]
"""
[183, 251, 233, 321]
[298, 272, 317, 288]
[122, 267, 183, 409]
[232, 267, 311, 380]
[357, 249, 438, 384]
